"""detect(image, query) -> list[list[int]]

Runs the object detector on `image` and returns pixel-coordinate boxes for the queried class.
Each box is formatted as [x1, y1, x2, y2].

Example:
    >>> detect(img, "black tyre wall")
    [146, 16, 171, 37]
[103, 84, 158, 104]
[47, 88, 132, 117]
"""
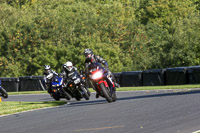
[121, 71, 142, 87]
[165, 67, 188, 85]
[0, 78, 19, 92]
[19, 76, 45, 91]
[188, 66, 200, 84]
[142, 69, 165, 86]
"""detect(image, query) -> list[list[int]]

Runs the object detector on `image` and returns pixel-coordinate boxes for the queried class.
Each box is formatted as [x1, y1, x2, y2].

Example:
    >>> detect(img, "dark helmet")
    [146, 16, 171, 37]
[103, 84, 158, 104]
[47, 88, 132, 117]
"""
[84, 48, 93, 57]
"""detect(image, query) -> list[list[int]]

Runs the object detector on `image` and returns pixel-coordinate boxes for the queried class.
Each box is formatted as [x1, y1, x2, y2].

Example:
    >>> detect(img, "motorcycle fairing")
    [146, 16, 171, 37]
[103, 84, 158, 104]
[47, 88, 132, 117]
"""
[52, 77, 63, 87]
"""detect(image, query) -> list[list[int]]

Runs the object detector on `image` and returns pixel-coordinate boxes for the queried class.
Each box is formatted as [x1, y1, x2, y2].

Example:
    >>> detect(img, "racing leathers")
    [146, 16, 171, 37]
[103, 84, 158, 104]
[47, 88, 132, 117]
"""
[43, 69, 58, 94]
[60, 66, 80, 86]
[84, 55, 119, 96]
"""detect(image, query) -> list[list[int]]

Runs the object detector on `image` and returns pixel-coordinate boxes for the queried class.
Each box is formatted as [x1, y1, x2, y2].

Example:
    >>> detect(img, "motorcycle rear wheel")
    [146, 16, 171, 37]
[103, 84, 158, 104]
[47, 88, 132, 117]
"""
[80, 86, 90, 100]
[0, 87, 8, 98]
[99, 82, 112, 103]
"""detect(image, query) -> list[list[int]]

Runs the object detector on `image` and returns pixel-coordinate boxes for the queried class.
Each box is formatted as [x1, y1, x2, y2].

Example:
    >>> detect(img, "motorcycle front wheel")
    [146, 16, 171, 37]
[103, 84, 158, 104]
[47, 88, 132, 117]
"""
[99, 82, 112, 103]
[75, 96, 81, 101]
[63, 91, 71, 100]
[0, 87, 8, 98]
[112, 92, 117, 102]
[51, 92, 60, 101]
[52, 95, 60, 101]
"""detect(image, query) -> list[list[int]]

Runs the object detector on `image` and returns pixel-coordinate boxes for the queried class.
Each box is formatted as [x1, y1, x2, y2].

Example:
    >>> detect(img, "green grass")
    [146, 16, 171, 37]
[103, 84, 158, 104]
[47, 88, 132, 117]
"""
[8, 91, 48, 95]
[0, 101, 66, 116]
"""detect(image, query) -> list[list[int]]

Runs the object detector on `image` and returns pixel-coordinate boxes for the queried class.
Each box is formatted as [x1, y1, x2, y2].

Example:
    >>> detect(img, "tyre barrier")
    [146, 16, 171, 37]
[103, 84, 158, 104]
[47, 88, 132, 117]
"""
[19, 76, 45, 91]
[121, 71, 143, 87]
[1, 66, 200, 92]
[165, 67, 188, 85]
[188, 66, 200, 84]
[0, 77, 19, 92]
[142, 69, 165, 86]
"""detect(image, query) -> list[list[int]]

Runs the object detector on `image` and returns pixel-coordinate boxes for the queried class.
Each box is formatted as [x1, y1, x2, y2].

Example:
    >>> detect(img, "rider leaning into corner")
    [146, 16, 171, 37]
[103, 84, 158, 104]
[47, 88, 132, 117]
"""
[60, 61, 78, 83]
[83, 48, 120, 98]
[43, 65, 58, 94]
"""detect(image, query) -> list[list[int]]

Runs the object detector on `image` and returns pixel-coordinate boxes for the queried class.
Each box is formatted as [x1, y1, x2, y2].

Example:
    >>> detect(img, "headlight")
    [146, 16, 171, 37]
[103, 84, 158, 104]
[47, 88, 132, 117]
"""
[74, 78, 80, 84]
[91, 71, 103, 79]
[52, 84, 60, 87]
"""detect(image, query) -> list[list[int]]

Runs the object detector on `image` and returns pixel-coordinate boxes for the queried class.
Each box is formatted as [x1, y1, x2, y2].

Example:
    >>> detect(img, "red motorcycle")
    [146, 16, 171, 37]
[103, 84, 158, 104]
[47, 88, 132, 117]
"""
[87, 63, 117, 103]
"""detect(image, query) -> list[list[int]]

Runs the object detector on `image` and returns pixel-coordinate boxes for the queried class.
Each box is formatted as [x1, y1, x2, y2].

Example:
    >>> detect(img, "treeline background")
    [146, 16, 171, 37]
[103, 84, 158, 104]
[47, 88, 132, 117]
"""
[0, 0, 200, 77]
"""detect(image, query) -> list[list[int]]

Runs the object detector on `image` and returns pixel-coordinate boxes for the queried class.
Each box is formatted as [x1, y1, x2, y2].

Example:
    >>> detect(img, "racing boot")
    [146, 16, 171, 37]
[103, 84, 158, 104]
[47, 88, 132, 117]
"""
[114, 82, 120, 88]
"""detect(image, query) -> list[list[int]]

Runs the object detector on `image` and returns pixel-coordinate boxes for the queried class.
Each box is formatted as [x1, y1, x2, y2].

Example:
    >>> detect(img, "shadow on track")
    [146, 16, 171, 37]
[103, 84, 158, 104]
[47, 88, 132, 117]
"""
[61, 89, 200, 107]
[117, 89, 200, 101]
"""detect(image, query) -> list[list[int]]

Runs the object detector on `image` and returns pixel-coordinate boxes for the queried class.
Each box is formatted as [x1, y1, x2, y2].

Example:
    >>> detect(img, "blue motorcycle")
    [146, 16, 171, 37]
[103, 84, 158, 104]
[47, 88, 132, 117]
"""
[0, 80, 8, 98]
[49, 75, 71, 101]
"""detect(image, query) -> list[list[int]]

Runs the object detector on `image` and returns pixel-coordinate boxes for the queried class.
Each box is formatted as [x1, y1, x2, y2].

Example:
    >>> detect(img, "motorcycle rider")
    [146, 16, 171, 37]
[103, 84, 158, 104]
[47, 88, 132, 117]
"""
[61, 61, 87, 90]
[60, 61, 78, 82]
[84, 48, 120, 98]
[43, 65, 58, 94]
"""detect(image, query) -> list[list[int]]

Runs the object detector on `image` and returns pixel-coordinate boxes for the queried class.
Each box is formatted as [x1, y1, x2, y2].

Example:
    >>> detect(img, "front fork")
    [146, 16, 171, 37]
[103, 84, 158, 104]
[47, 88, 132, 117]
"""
[105, 76, 116, 95]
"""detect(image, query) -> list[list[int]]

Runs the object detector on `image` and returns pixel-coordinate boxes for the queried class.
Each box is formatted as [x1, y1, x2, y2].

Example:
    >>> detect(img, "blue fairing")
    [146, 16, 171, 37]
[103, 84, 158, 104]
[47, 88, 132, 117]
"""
[52, 77, 63, 86]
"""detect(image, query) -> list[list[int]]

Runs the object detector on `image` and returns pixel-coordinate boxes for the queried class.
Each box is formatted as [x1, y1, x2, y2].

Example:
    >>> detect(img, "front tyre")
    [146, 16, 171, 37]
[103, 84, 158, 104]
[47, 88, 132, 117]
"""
[51, 91, 60, 101]
[112, 92, 117, 102]
[0, 88, 8, 98]
[75, 96, 81, 101]
[63, 91, 71, 100]
[52, 94, 60, 101]
[99, 82, 112, 103]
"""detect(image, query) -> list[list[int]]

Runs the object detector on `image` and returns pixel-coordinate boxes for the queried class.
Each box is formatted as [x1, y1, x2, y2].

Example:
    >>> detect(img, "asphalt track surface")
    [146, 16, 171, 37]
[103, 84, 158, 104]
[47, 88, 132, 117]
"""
[1, 89, 200, 133]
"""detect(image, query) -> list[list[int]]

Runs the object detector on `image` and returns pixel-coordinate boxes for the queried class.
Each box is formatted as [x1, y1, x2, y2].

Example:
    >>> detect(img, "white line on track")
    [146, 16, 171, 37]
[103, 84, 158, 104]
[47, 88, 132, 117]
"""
[0, 103, 68, 118]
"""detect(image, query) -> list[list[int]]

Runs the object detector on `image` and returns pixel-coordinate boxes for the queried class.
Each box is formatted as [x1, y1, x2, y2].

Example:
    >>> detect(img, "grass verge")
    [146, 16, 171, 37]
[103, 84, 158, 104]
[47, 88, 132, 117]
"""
[0, 101, 66, 116]
[8, 91, 47, 95]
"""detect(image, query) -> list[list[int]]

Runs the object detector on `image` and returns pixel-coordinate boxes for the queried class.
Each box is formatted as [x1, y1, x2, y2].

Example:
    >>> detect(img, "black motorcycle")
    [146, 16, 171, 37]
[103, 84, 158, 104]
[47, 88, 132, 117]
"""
[0, 80, 8, 98]
[64, 71, 90, 101]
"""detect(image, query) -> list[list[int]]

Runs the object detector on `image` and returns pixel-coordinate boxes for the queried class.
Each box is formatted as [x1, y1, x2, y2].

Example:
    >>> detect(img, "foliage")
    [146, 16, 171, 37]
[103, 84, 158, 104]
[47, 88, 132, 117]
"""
[0, 0, 200, 77]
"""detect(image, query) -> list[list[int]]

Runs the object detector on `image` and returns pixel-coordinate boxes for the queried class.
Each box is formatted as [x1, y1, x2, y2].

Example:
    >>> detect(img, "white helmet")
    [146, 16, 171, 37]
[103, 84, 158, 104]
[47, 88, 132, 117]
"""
[64, 61, 73, 71]
[44, 65, 50, 70]
[44, 65, 51, 74]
